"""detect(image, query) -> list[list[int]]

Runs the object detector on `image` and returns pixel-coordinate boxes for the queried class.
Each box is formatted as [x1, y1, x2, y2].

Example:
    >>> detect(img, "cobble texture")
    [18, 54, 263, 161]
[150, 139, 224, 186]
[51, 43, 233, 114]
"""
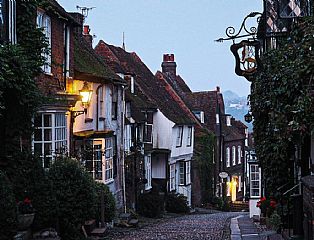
[107, 212, 242, 240]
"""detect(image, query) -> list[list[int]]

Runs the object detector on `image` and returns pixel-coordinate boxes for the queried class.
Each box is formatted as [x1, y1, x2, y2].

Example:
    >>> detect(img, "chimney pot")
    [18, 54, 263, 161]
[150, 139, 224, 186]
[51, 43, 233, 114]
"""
[83, 25, 90, 35]
[216, 86, 220, 93]
[162, 54, 176, 76]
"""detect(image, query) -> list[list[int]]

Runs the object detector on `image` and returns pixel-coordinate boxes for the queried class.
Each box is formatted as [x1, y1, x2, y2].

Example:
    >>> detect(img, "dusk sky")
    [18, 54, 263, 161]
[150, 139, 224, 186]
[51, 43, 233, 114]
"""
[58, 0, 263, 97]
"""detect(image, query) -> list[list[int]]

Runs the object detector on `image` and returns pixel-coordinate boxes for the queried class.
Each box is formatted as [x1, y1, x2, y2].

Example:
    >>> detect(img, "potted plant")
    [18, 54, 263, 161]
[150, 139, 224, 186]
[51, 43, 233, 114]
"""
[17, 197, 35, 230]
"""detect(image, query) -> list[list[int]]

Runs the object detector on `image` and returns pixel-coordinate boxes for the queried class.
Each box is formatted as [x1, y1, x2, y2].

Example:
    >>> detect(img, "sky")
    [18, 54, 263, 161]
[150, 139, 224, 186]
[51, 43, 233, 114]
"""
[58, 0, 263, 97]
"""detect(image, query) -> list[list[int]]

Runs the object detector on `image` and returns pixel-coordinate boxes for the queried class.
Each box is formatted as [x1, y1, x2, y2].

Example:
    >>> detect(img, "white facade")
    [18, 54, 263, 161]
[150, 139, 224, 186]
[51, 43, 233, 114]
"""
[72, 80, 125, 208]
[152, 109, 194, 205]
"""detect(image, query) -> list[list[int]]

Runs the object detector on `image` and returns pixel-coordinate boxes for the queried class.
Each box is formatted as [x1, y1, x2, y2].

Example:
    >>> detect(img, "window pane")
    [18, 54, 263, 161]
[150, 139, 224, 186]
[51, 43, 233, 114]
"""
[44, 114, 52, 127]
[34, 115, 42, 127]
[44, 143, 52, 155]
[34, 129, 42, 141]
[34, 143, 42, 155]
[44, 157, 52, 168]
[44, 129, 52, 141]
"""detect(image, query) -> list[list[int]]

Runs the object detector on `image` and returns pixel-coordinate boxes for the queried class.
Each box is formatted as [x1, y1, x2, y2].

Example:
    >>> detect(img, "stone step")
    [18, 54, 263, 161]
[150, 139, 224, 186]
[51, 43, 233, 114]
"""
[90, 227, 107, 237]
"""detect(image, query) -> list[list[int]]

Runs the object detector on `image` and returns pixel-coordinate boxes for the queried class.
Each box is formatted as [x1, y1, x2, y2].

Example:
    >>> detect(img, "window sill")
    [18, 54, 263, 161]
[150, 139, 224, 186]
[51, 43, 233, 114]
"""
[43, 72, 53, 76]
[85, 118, 93, 123]
[105, 179, 114, 185]
[145, 186, 152, 191]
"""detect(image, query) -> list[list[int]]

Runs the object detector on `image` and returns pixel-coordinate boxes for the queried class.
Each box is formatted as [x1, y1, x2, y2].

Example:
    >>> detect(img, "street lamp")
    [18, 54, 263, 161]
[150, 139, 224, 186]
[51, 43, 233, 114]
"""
[79, 81, 93, 112]
[244, 112, 253, 123]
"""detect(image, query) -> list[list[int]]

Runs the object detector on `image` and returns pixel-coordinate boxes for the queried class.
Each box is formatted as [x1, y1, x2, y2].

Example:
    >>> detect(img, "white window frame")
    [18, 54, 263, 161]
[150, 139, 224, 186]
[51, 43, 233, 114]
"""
[98, 86, 104, 117]
[186, 126, 193, 147]
[238, 175, 242, 192]
[105, 138, 114, 183]
[238, 146, 242, 164]
[250, 164, 261, 198]
[186, 161, 191, 185]
[176, 126, 183, 147]
[170, 164, 176, 191]
[33, 112, 67, 168]
[226, 147, 230, 167]
[145, 155, 152, 190]
[37, 10, 51, 74]
[64, 24, 70, 77]
[179, 161, 185, 185]
[143, 123, 153, 143]
[232, 146, 236, 165]
[124, 124, 132, 153]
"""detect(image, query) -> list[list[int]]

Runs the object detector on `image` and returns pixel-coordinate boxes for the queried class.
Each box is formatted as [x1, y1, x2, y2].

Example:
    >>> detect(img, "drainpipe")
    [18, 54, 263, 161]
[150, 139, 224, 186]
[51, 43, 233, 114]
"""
[121, 84, 127, 213]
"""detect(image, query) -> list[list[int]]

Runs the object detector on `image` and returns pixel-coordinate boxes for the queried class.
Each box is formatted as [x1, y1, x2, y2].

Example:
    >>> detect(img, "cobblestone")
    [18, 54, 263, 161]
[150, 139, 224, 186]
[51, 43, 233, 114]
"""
[106, 212, 243, 240]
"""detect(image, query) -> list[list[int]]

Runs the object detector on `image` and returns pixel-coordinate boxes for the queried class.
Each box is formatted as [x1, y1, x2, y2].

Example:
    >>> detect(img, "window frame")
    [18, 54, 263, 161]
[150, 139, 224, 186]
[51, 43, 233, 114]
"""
[105, 137, 114, 183]
[250, 164, 261, 198]
[226, 147, 230, 168]
[145, 155, 152, 190]
[176, 126, 183, 147]
[169, 163, 176, 191]
[33, 112, 67, 169]
[186, 126, 192, 147]
[37, 10, 51, 74]
[232, 146, 236, 166]
[238, 146, 242, 164]
[178, 161, 191, 186]
[111, 85, 118, 120]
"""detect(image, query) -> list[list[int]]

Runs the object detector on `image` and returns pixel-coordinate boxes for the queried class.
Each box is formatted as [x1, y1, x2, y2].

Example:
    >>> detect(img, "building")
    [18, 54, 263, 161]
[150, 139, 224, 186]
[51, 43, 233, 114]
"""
[95, 42, 198, 205]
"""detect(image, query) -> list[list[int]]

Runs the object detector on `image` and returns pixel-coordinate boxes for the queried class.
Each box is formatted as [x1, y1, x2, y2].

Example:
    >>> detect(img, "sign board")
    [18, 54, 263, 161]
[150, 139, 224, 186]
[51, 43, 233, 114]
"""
[219, 172, 228, 178]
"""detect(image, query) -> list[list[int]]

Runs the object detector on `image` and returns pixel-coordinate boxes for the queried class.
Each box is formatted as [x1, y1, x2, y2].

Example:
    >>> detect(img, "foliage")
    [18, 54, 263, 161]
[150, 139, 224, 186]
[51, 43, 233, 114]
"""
[194, 130, 215, 204]
[94, 182, 116, 223]
[165, 192, 189, 214]
[266, 211, 282, 231]
[48, 157, 97, 240]
[251, 16, 314, 195]
[138, 192, 164, 218]
[0, 0, 47, 162]
[0, 170, 17, 240]
[17, 197, 34, 214]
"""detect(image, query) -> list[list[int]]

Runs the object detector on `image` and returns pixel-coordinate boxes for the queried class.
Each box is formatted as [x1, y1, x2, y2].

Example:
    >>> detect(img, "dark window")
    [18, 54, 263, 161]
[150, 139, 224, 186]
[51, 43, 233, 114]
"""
[143, 124, 153, 143]
[111, 85, 118, 120]
[176, 126, 183, 147]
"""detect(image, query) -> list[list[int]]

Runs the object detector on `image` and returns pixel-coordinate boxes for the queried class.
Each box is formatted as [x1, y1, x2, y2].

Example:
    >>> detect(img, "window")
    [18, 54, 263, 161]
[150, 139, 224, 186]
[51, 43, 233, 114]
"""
[250, 164, 260, 197]
[193, 111, 204, 124]
[238, 146, 242, 164]
[238, 175, 242, 192]
[178, 161, 191, 186]
[37, 10, 51, 73]
[111, 85, 118, 120]
[105, 138, 114, 182]
[33, 112, 67, 168]
[226, 147, 230, 167]
[143, 123, 153, 143]
[176, 126, 183, 147]
[83, 140, 103, 180]
[0, 0, 16, 44]
[186, 161, 191, 185]
[125, 102, 131, 118]
[98, 87, 104, 117]
[186, 126, 192, 147]
[169, 164, 176, 191]
[124, 124, 132, 153]
[179, 162, 185, 185]
[232, 146, 236, 165]
[145, 155, 152, 190]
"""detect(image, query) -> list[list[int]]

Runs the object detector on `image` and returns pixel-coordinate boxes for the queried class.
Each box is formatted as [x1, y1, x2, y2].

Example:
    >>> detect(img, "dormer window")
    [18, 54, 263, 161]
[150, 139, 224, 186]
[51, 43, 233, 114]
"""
[226, 115, 232, 126]
[193, 111, 204, 124]
[124, 74, 135, 94]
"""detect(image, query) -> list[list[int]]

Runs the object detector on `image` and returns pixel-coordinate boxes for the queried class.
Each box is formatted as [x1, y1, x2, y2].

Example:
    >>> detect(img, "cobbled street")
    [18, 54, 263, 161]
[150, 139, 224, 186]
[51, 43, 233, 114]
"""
[107, 212, 243, 240]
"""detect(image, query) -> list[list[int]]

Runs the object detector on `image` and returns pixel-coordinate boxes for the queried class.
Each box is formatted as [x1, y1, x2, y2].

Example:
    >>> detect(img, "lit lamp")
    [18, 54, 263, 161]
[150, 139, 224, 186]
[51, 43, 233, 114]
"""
[79, 81, 93, 112]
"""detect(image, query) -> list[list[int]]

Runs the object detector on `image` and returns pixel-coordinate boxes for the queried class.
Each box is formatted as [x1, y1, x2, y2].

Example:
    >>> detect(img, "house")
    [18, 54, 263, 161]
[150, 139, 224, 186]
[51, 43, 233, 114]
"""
[95, 41, 198, 206]
[157, 54, 247, 204]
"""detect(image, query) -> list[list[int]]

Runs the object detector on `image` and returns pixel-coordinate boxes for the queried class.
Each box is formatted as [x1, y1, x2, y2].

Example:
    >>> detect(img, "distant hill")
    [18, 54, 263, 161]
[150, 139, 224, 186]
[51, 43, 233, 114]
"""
[222, 90, 253, 132]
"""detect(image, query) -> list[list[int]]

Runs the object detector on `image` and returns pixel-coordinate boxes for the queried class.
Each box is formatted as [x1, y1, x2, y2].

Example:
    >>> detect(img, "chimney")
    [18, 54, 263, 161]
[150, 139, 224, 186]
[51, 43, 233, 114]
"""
[216, 86, 220, 93]
[83, 25, 93, 47]
[161, 54, 177, 77]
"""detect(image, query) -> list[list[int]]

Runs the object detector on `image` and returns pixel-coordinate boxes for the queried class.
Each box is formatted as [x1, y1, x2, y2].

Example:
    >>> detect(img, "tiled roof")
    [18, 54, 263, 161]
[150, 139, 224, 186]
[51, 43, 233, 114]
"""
[183, 91, 224, 133]
[73, 36, 125, 84]
[45, 0, 80, 25]
[222, 123, 246, 142]
[95, 41, 197, 125]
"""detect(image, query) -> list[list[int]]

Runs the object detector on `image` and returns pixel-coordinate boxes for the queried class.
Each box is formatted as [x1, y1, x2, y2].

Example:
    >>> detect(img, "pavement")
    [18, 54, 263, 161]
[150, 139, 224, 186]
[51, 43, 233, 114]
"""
[230, 215, 284, 240]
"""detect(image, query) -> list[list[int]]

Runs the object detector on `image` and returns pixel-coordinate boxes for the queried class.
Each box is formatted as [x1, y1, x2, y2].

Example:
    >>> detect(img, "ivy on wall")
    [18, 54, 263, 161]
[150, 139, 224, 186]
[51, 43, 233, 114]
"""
[194, 129, 215, 204]
[0, 0, 47, 160]
[251, 16, 314, 195]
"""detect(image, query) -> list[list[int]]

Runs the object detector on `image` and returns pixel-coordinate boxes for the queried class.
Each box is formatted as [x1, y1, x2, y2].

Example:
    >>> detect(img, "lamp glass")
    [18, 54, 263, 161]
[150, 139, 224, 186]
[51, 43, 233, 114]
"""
[79, 82, 92, 105]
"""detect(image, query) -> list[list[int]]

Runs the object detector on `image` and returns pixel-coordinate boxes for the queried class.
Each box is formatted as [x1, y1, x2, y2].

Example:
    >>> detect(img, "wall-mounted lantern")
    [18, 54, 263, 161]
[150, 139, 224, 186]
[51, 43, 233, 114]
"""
[215, 12, 262, 81]
[72, 81, 92, 118]
[244, 112, 253, 123]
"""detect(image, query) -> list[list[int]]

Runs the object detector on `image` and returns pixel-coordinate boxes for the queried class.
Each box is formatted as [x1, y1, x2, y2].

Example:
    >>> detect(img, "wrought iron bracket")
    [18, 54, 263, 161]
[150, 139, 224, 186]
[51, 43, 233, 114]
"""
[71, 109, 87, 119]
[215, 12, 262, 43]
